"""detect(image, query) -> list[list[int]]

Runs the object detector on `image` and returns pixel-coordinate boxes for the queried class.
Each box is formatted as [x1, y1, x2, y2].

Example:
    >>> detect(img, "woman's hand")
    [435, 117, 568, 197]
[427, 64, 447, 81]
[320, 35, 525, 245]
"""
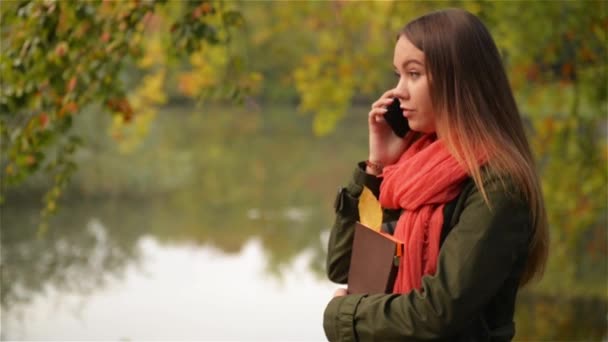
[368, 90, 409, 173]
[333, 288, 348, 298]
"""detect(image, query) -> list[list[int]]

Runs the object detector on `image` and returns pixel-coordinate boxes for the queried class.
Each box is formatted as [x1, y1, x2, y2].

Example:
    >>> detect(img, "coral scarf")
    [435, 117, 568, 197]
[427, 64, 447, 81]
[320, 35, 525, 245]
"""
[379, 133, 469, 294]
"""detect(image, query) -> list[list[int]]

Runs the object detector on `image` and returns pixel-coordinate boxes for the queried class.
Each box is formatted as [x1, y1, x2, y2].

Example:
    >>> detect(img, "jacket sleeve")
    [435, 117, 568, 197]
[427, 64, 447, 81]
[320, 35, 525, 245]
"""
[326, 162, 383, 284]
[323, 178, 532, 341]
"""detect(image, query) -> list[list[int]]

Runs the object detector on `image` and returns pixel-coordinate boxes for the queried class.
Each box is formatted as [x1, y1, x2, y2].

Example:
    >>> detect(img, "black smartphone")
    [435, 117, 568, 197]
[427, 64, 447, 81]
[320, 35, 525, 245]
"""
[383, 98, 410, 138]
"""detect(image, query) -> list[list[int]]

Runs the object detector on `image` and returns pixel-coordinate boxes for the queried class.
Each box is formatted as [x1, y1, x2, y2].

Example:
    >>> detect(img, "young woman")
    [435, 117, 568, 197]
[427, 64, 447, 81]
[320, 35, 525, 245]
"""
[323, 8, 549, 341]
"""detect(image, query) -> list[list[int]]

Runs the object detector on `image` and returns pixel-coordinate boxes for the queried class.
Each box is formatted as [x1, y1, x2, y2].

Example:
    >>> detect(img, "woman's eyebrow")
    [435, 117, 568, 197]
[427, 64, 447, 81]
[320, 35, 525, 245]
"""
[394, 59, 424, 69]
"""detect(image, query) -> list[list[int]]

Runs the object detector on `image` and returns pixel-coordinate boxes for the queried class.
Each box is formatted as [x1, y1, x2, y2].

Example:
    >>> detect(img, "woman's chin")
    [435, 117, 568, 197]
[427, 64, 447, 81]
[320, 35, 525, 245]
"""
[408, 123, 436, 134]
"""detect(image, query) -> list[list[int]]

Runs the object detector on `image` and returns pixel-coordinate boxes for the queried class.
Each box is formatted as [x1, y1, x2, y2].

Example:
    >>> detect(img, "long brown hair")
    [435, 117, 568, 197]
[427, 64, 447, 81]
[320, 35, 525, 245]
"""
[400, 8, 548, 286]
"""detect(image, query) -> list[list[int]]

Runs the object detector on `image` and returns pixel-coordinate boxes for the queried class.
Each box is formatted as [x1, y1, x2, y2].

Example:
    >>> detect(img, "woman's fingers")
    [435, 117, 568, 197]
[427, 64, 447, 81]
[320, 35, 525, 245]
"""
[381, 89, 395, 99]
[371, 96, 396, 110]
[370, 89, 397, 124]
[368, 106, 387, 123]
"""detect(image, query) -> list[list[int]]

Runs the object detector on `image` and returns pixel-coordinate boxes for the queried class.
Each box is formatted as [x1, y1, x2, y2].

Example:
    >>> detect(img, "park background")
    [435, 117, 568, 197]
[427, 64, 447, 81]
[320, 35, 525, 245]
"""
[1, 0, 606, 340]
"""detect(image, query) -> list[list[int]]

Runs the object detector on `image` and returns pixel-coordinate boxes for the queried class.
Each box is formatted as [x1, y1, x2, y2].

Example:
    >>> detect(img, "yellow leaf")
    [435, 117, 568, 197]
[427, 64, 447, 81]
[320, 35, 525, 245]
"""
[358, 186, 382, 232]
[178, 73, 197, 97]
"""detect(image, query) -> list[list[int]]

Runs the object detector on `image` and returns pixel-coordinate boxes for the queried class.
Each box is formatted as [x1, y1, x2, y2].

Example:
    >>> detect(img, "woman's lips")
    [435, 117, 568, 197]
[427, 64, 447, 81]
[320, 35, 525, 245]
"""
[402, 109, 415, 117]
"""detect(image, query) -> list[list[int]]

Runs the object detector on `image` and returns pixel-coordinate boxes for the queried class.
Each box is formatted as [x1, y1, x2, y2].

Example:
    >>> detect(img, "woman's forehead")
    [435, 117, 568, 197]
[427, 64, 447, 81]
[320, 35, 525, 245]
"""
[393, 36, 425, 68]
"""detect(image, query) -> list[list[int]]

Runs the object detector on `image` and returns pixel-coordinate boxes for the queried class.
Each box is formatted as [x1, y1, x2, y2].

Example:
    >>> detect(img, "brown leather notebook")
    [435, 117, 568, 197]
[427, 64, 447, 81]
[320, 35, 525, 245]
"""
[347, 222, 404, 294]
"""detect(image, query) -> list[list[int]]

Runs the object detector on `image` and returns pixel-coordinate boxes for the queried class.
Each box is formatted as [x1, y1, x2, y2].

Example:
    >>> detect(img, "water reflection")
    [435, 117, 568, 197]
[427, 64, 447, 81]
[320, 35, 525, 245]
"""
[3, 237, 335, 340]
[1, 204, 144, 319]
[2, 105, 364, 339]
[2, 193, 334, 340]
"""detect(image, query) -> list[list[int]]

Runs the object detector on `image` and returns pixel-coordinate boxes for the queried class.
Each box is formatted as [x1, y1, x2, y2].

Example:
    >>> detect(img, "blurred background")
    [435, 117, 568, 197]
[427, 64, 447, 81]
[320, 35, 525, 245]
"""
[1, 0, 606, 340]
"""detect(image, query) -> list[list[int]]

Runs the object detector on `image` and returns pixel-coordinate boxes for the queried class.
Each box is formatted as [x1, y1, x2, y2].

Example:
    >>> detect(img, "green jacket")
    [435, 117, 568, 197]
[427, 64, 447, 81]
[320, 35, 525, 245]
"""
[324, 162, 531, 341]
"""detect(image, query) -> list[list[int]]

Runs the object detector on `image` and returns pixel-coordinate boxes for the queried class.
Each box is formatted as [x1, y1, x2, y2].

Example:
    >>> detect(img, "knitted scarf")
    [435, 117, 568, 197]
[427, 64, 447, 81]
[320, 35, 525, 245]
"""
[379, 133, 469, 294]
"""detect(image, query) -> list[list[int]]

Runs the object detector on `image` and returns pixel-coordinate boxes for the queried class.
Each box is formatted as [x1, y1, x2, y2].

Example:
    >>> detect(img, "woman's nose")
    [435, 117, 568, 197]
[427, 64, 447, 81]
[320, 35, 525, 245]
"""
[393, 80, 409, 100]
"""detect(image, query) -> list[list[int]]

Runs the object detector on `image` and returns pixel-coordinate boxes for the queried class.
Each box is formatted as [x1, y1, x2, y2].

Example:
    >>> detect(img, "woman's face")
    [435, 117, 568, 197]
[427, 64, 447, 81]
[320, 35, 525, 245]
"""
[392, 36, 436, 134]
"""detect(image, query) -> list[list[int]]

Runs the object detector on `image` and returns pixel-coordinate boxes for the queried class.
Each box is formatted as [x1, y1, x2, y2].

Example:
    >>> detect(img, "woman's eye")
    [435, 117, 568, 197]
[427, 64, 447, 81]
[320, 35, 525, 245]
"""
[393, 71, 401, 78]
[408, 71, 420, 79]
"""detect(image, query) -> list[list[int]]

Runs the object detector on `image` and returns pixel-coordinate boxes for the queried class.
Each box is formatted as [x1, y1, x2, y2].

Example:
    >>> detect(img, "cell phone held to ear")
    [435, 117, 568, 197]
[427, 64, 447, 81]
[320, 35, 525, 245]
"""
[383, 98, 410, 138]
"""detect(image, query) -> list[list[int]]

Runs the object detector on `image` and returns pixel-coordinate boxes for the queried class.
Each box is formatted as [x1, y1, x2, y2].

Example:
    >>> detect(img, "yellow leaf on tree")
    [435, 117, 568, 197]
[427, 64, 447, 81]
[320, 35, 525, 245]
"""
[178, 73, 197, 97]
[358, 186, 382, 232]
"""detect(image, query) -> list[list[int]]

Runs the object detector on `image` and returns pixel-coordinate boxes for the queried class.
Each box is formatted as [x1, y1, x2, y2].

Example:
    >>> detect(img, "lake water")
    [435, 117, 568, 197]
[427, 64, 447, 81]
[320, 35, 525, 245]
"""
[3, 236, 335, 340]
[1, 105, 605, 340]
[1, 105, 366, 340]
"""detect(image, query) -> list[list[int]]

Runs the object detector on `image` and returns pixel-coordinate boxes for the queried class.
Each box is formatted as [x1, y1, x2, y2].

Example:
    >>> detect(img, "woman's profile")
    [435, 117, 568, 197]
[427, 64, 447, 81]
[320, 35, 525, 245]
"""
[324, 8, 549, 341]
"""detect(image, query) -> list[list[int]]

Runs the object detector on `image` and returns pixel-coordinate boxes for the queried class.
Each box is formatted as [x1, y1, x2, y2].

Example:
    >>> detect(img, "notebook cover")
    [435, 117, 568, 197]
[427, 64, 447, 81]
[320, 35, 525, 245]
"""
[347, 222, 404, 294]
